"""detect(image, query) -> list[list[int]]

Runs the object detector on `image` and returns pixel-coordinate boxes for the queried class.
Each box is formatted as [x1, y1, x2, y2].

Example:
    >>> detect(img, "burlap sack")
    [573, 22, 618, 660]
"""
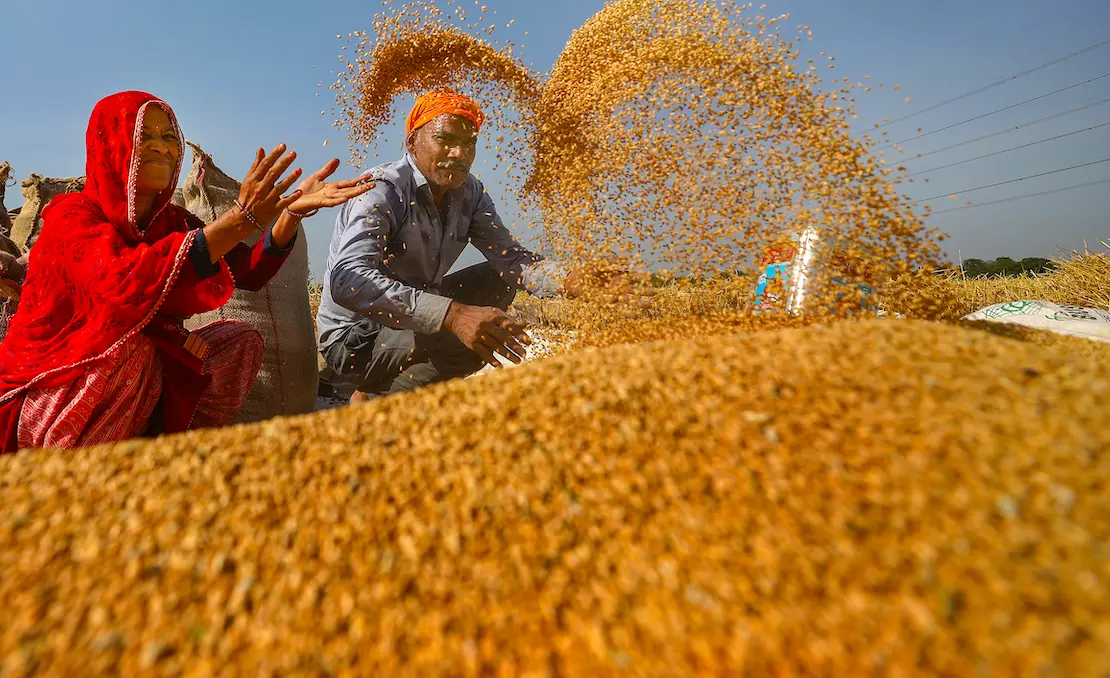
[0, 162, 13, 238]
[178, 141, 318, 422]
[10, 174, 86, 251]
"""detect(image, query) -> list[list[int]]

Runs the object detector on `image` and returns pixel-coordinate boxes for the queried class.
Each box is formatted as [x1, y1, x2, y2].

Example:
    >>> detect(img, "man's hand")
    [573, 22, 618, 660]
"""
[442, 302, 532, 368]
[562, 264, 655, 307]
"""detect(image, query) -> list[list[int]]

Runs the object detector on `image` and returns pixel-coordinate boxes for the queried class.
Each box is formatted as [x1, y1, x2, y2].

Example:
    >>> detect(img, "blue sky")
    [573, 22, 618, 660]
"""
[3, 0, 1108, 280]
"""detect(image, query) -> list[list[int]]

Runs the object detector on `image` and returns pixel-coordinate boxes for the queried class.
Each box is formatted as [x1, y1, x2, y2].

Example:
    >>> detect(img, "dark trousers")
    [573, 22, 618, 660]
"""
[322, 262, 515, 396]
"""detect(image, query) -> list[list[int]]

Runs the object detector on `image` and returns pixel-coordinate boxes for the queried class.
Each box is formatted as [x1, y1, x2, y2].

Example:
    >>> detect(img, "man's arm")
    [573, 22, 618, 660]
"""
[467, 184, 566, 298]
[467, 186, 652, 304]
[328, 183, 452, 334]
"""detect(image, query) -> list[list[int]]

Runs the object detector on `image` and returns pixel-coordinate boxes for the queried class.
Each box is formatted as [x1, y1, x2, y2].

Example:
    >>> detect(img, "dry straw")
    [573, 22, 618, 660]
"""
[882, 249, 1110, 321]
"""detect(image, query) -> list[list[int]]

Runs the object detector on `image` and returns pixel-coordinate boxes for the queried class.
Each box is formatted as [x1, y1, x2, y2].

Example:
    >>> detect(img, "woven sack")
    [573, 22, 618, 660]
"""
[176, 141, 318, 421]
[10, 174, 85, 251]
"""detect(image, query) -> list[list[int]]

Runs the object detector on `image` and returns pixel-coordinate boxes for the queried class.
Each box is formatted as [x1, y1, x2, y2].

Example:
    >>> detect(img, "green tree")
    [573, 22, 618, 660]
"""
[962, 258, 989, 277]
[992, 257, 1018, 276]
[961, 256, 1054, 278]
[1019, 257, 1053, 275]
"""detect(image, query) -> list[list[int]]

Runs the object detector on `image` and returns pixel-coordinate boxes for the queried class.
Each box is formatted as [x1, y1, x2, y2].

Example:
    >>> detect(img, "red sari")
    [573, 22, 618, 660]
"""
[0, 91, 291, 454]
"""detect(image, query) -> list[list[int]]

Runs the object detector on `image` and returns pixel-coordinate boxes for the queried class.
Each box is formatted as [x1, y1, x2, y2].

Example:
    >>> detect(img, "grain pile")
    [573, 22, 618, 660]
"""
[2, 320, 1108, 676]
[530, 0, 942, 293]
[513, 250, 1110, 353]
[332, 0, 945, 312]
[332, 0, 539, 180]
[5, 0, 1107, 674]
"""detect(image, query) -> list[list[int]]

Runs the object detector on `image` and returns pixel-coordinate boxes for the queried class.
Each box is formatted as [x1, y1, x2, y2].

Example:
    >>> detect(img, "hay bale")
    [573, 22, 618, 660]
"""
[1, 319, 1107, 675]
[9, 174, 85, 251]
[177, 141, 317, 422]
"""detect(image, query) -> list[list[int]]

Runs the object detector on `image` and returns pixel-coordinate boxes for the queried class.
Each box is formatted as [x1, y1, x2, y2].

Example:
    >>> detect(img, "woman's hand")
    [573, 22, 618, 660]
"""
[236, 143, 304, 227]
[286, 159, 375, 214]
[203, 144, 302, 262]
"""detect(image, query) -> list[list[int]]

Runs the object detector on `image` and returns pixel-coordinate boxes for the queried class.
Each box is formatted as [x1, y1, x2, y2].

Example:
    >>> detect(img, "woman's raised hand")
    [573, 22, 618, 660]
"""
[236, 144, 303, 226]
[286, 158, 375, 214]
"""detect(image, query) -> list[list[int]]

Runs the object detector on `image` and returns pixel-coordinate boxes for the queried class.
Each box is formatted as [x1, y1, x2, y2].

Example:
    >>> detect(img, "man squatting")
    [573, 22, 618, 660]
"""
[317, 90, 638, 401]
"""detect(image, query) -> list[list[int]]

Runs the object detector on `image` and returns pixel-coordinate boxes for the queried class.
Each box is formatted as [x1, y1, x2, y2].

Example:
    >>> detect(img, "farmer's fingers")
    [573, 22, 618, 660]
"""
[473, 343, 500, 368]
[485, 325, 527, 359]
[482, 335, 523, 365]
[500, 322, 532, 346]
[494, 314, 530, 338]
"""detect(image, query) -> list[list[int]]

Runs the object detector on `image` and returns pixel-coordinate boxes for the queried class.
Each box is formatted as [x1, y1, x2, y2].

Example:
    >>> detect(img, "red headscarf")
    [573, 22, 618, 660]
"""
[406, 90, 486, 137]
[0, 91, 234, 449]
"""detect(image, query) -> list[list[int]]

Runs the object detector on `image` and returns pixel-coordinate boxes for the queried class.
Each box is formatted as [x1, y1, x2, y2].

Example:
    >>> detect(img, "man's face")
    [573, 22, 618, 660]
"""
[407, 114, 477, 192]
[135, 105, 180, 196]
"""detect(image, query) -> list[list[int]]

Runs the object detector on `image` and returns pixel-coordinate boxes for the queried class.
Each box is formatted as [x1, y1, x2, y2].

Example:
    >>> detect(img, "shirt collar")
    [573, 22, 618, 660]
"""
[404, 153, 430, 190]
[404, 152, 468, 205]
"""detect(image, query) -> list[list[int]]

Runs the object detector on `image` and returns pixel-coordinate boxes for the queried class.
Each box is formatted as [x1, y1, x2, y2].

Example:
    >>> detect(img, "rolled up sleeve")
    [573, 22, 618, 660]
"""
[520, 259, 566, 298]
[329, 186, 453, 334]
[468, 184, 566, 297]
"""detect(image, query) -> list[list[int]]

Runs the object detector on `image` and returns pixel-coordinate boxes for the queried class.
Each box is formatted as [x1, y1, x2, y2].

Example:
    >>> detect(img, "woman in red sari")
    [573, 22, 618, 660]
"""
[0, 91, 371, 453]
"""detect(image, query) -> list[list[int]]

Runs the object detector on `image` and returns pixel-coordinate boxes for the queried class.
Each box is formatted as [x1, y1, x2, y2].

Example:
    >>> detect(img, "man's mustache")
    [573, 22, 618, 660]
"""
[437, 161, 468, 171]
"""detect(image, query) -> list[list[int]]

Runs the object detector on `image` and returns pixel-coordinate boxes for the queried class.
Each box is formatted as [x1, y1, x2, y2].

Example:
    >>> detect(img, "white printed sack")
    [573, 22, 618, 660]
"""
[963, 300, 1110, 343]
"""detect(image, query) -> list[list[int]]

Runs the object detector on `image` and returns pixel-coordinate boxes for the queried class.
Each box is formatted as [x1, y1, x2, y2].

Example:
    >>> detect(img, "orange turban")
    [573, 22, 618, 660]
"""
[406, 91, 486, 137]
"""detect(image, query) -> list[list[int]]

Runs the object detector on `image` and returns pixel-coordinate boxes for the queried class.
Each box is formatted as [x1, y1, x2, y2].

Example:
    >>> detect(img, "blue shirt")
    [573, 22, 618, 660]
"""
[316, 154, 564, 348]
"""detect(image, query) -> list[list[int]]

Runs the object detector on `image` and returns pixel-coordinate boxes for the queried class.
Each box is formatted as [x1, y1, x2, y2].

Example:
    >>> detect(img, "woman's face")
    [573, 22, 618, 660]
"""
[135, 106, 179, 196]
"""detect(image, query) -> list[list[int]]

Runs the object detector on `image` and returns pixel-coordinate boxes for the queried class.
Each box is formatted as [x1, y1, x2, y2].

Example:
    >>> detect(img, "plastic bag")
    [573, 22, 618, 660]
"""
[963, 300, 1110, 343]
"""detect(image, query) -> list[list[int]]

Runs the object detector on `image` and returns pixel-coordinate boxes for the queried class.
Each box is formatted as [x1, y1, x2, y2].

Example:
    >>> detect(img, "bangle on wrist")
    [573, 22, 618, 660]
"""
[285, 206, 319, 219]
[233, 199, 264, 233]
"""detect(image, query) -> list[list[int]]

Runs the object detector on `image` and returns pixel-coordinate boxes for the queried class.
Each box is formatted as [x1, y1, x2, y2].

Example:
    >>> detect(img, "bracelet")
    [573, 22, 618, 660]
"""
[285, 206, 320, 219]
[233, 199, 264, 233]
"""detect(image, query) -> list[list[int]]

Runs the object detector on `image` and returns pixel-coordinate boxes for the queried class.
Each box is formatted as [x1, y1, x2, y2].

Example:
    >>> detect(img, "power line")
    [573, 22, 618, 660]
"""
[911, 157, 1110, 204]
[929, 177, 1110, 214]
[873, 71, 1110, 150]
[875, 36, 1110, 129]
[906, 121, 1110, 176]
[903, 97, 1110, 161]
